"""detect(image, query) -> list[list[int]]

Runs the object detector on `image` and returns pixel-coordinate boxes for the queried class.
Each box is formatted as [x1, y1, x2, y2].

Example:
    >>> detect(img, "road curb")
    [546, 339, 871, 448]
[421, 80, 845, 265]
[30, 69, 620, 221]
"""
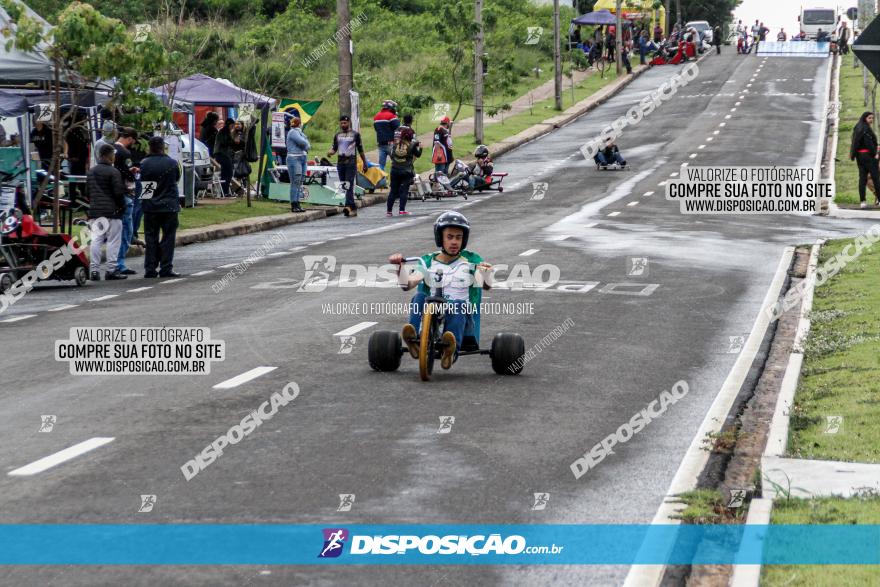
[122, 192, 390, 258]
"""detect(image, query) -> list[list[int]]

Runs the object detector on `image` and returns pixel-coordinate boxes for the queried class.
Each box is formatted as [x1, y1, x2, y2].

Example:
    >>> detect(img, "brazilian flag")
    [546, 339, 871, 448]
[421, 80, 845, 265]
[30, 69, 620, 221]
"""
[260, 99, 322, 196]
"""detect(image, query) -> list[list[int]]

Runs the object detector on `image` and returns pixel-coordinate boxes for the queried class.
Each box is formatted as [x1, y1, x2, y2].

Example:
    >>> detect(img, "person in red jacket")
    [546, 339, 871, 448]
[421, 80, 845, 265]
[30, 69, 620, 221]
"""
[373, 100, 399, 171]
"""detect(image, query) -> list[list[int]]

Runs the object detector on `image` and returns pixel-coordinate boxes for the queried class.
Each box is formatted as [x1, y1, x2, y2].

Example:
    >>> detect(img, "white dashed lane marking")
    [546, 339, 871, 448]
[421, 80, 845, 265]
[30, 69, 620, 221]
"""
[8, 437, 115, 476]
[48, 305, 78, 312]
[0, 314, 37, 323]
[608, 211, 621, 217]
[519, 249, 540, 257]
[88, 295, 118, 302]
[643, 191, 654, 196]
[627, 201, 639, 207]
[213, 366, 278, 390]
[333, 321, 379, 337]
[126, 287, 153, 293]
[191, 270, 215, 276]
[218, 263, 238, 269]
[160, 278, 187, 285]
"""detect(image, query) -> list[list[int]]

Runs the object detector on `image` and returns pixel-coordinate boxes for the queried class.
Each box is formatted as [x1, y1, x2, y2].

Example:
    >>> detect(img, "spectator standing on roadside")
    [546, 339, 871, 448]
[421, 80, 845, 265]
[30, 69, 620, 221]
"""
[839, 22, 850, 55]
[373, 100, 399, 171]
[199, 112, 219, 158]
[114, 128, 139, 276]
[850, 112, 880, 208]
[87, 144, 126, 281]
[31, 120, 53, 171]
[327, 115, 367, 217]
[387, 125, 421, 217]
[140, 136, 182, 278]
[285, 114, 309, 213]
[653, 22, 662, 43]
[713, 26, 722, 54]
[432, 116, 453, 175]
[214, 118, 235, 197]
[777, 29, 787, 41]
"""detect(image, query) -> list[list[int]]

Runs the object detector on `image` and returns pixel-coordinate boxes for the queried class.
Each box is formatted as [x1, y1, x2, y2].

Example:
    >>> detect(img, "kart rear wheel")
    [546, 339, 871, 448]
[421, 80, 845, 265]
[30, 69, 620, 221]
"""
[498, 186, 503, 193]
[73, 266, 88, 287]
[0, 272, 12, 293]
[368, 330, 403, 372]
[491, 333, 526, 375]
[418, 306, 436, 381]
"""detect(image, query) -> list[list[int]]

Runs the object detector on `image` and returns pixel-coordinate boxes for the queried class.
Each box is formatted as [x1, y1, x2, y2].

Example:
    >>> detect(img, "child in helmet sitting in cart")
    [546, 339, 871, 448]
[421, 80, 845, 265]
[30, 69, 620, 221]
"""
[389, 211, 493, 369]
[450, 145, 494, 191]
[594, 139, 627, 169]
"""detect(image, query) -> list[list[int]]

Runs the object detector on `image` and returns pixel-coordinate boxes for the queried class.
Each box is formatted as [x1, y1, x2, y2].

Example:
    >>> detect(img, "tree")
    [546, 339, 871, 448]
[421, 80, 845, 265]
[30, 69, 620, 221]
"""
[1, 0, 169, 231]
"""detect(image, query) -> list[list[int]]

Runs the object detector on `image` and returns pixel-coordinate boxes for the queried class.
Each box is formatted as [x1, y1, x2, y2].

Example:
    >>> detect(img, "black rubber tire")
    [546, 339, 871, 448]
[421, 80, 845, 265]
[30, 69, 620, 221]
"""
[368, 330, 403, 372]
[490, 333, 526, 375]
[0, 273, 12, 293]
[73, 266, 88, 287]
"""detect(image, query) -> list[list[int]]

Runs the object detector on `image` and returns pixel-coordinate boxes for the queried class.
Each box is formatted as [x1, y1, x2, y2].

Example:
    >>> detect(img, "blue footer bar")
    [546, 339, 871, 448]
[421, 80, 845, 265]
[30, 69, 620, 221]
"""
[0, 524, 877, 564]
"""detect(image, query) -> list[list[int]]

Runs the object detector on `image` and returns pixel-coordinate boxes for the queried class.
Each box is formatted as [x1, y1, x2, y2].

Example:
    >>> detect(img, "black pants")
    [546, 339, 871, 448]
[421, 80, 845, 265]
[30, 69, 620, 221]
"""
[388, 169, 413, 213]
[857, 152, 880, 203]
[144, 212, 179, 276]
[715, 43, 721, 54]
[215, 153, 233, 196]
[337, 163, 357, 208]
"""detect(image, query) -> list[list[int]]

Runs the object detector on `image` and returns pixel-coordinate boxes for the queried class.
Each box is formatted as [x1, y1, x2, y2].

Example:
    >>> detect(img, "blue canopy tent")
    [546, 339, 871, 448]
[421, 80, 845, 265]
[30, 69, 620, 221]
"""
[572, 9, 617, 26]
[152, 74, 277, 205]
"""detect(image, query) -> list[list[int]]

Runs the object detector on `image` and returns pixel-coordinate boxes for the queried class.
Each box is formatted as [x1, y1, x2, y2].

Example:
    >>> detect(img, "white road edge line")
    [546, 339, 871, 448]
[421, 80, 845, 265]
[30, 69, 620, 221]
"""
[622, 246, 795, 587]
[213, 366, 278, 390]
[8, 437, 115, 476]
[333, 321, 379, 337]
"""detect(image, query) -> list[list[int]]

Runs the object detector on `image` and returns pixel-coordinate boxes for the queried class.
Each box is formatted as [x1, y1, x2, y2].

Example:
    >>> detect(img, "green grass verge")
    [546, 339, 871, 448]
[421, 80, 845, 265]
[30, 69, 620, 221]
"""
[762, 494, 880, 586]
[786, 237, 880, 463]
[836, 53, 875, 205]
[175, 199, 292, 231]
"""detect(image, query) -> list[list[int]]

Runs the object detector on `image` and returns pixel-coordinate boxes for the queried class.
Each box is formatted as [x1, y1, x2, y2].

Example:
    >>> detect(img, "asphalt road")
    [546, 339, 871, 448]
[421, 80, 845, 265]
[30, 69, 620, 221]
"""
[0, 51, 874, 586]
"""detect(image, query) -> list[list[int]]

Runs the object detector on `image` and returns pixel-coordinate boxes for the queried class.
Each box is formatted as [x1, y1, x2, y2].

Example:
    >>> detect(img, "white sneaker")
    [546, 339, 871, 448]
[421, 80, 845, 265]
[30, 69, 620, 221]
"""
[861, 202, 868, 209]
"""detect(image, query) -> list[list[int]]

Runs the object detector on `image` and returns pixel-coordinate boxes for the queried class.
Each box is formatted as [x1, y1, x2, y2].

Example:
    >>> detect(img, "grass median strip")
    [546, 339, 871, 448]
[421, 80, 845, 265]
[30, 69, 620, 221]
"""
[765, 235, 880, 584]
[787, 237, 880, 463]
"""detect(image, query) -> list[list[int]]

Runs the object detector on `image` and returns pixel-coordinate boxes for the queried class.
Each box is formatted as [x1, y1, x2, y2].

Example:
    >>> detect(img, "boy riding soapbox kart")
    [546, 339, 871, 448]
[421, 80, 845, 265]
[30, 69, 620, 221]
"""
[367, 256, 525, 381]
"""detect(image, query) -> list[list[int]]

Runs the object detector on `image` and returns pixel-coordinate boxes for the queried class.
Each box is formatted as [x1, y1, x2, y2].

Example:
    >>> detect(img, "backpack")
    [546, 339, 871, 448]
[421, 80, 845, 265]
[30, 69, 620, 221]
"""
[391, 139, 411, 165]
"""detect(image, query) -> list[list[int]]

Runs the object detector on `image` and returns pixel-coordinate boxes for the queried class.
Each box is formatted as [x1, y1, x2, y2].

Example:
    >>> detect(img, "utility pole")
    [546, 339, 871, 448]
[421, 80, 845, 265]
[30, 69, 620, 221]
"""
[337, 0, 352, 116]
[554, 0, 562, 110]
[474, 0, 484, 143]
[615, 0, 622, 75]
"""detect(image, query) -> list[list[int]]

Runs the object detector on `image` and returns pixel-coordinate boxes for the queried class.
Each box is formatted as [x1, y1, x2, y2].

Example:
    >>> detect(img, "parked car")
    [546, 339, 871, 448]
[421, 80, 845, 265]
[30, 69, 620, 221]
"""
[686, 20, 713, 50]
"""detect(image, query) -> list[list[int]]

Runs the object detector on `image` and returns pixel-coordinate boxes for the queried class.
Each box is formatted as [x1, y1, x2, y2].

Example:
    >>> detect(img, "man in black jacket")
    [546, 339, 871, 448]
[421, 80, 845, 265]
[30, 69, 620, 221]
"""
[87, 144, 126, 281]
[140, 136, 183, 278]
[114, 128, 139, 276]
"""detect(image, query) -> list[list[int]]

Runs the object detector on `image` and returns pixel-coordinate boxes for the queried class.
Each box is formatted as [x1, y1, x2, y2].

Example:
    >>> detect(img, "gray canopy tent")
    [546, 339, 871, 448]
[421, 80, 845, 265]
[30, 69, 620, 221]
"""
[152, 74, 277, 204]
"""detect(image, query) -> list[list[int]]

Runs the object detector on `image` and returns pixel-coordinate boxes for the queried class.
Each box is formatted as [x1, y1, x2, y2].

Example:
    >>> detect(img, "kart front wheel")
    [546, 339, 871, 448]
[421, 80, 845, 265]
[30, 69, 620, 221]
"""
[368, 331, 403, 372]
[491, 333, 526, 375]
[419, 307, 436, 381]
[74, 266, 88, 287]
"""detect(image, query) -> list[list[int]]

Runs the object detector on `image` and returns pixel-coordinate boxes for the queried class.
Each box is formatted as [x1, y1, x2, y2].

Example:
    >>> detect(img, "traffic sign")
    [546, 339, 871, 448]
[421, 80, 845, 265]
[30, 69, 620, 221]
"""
[853, 15, 880, 80]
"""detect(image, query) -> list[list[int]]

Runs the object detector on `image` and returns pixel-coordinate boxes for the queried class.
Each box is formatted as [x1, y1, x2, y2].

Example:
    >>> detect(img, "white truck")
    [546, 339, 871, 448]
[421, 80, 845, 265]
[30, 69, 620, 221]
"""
[798, 6, 839, 40]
